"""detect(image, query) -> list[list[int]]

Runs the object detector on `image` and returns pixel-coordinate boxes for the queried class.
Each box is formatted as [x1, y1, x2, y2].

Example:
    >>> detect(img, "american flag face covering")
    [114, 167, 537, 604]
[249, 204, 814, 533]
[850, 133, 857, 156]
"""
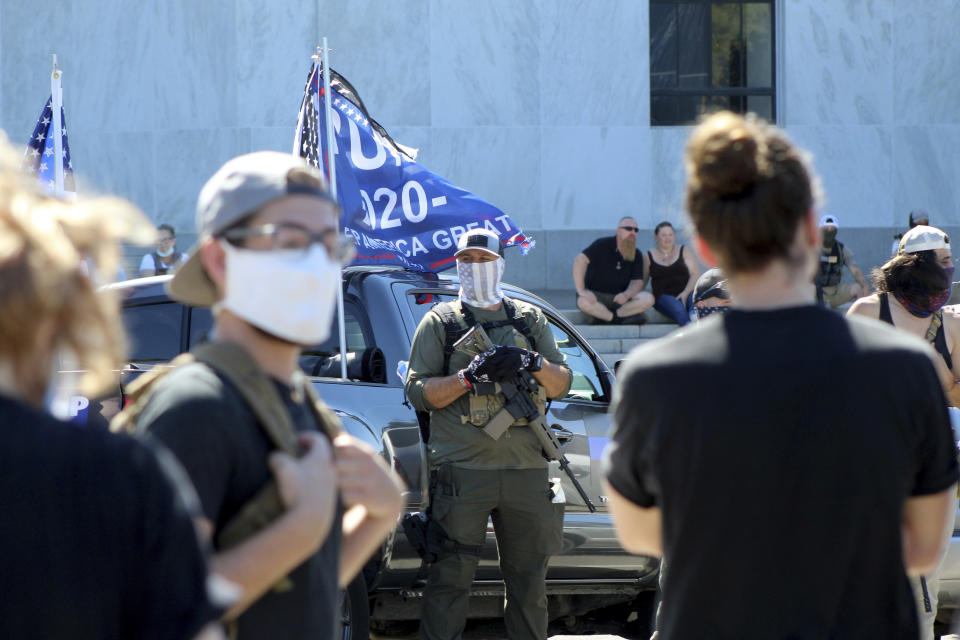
[458, 258, 505, 308]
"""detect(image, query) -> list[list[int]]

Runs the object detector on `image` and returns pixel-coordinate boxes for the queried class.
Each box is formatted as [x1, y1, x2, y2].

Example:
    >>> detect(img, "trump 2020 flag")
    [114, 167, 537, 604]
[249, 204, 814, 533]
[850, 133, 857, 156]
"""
[23, 96, 75, 195]
[294, 62, 534, 272]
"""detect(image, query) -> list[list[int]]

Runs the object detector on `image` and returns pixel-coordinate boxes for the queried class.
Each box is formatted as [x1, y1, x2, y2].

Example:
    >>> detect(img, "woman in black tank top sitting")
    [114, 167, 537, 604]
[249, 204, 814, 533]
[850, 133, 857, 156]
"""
[847, 224, 959, 640]
[641, 221, 700, 326]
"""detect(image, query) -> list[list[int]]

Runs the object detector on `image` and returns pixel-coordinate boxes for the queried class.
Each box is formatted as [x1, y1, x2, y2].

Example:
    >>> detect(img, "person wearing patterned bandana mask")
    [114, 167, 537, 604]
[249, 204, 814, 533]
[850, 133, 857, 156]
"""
[405, 228, 573, 640]
[849, 224, 960, 640]
[692, 268, 731, 321]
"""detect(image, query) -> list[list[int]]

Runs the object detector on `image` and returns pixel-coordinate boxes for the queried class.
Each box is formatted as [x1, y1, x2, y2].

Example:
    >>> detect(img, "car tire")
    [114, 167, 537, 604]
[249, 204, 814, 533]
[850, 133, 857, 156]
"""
[340, 573, 371, 640]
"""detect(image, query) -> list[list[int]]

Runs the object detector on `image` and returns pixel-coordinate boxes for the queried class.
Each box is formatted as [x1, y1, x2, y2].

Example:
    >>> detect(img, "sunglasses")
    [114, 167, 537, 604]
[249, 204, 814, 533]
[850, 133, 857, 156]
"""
[619, 226, 639, 232]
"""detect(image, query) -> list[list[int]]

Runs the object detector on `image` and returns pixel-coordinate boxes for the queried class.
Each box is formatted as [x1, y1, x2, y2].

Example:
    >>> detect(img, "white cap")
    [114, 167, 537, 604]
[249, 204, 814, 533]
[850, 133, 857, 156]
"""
[455, 228, 502, 258]
[899, 225, 950, 254]
[818, 215, 839, 229]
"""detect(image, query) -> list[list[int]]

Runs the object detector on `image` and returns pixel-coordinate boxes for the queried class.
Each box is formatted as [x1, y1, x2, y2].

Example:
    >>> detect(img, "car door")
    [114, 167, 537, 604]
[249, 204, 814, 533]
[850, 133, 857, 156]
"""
[538, 313, 615, 515]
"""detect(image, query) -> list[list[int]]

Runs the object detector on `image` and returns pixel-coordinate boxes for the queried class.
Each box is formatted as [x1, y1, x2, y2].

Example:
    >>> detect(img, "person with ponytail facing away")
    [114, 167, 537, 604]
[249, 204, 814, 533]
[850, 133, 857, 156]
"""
[603, 112, 957, 639]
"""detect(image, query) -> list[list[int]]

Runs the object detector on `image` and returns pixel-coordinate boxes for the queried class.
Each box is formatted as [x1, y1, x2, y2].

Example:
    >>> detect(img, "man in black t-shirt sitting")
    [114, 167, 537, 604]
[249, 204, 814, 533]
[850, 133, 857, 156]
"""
[573, 217, 654, 324]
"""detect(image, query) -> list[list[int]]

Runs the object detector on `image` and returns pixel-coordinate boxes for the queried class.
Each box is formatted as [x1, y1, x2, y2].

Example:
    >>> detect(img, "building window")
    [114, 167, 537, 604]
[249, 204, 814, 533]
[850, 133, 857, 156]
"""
[650, 1, 775, 126]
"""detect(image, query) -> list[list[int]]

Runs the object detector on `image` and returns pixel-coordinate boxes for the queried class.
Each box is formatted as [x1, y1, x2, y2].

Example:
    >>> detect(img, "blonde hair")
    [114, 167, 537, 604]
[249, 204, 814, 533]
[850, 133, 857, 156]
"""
[0, 133, 153, 401]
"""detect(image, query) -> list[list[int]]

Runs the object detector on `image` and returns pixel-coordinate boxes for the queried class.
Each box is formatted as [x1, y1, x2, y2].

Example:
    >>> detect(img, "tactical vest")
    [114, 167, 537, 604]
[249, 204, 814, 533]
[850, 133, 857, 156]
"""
[111, 341, 342, 552]
[818, 241, 845, 287]
[151, 252, 183, 275]
[430, 298, 547, 428]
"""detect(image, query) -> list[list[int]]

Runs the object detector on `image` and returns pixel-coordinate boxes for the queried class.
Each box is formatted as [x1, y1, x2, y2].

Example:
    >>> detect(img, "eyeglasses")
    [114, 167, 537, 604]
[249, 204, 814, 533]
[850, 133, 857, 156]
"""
[157, 236, 175, 244]
[222, 223, 356, 264]
[619, 226, 640, 232]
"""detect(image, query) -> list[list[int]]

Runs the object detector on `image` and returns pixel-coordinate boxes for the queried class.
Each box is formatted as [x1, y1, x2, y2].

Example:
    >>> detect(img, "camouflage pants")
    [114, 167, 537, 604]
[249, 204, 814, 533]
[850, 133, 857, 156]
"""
[420, 466, 564, 640]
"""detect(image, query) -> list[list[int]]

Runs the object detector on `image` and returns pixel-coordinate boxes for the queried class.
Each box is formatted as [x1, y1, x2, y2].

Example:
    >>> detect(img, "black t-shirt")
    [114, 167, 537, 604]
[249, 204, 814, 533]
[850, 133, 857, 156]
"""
[139, 363, 342, 640]
[583, 236, 643, 294]
[604, 306, 959, 640]
[0, 394, 216, 640]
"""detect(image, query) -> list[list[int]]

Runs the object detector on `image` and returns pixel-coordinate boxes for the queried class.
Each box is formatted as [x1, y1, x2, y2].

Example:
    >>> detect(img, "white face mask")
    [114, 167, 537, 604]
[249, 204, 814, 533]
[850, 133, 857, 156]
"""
[219, 241, 340, 345]
[457, 257, 504, 307]
[156, 246, 175, 258]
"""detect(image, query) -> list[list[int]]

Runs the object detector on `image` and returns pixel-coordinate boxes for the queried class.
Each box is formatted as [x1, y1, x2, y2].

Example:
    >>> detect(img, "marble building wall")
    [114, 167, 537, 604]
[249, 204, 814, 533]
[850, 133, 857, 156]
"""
[0, 1, 957, 291]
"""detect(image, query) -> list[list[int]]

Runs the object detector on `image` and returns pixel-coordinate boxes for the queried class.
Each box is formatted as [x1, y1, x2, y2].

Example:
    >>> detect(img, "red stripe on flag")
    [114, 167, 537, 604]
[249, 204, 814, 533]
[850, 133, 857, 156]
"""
[430, 256, 457, 270]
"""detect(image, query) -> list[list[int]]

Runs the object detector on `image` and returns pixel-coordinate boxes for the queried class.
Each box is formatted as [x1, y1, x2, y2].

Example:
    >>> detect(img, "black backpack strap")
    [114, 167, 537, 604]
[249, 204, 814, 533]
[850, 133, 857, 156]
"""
[502, 297, 537, 352]
[431, 300, 471, 376]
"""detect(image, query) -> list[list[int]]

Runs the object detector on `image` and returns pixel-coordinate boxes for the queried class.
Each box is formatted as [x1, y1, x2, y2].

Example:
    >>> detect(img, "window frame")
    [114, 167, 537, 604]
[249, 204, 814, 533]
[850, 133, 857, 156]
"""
[650, 0, 777, 126]
[540, 311, 612, 404]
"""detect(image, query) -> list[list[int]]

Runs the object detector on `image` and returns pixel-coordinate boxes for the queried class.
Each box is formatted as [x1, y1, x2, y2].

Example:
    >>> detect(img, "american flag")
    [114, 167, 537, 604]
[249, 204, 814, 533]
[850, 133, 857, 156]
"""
[23, 96, 74, 194]
[295, 71, 322, 169]
[294, 62, 415, 175]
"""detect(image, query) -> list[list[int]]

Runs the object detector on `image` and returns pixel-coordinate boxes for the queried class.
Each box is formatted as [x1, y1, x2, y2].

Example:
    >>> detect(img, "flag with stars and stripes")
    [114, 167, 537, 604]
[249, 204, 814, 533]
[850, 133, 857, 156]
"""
[294, 61, 535, 273]
[23, 96, 75, 194]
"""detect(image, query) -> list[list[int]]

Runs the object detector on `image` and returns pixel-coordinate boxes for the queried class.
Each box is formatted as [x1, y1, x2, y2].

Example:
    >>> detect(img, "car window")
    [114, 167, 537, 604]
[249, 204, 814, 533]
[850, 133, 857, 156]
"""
[548, 320, 605, 402]
[406, 291, 450, 327]
[122, 303, 182, 363]
[188, 307, 213, 348]
[300, 303, 380, 381]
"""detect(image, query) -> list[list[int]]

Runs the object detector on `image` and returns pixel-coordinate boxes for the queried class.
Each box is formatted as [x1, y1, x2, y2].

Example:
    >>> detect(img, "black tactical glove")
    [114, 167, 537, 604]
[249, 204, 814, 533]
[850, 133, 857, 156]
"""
[460, 347, 498, 387]
[472, 345, 542, 382]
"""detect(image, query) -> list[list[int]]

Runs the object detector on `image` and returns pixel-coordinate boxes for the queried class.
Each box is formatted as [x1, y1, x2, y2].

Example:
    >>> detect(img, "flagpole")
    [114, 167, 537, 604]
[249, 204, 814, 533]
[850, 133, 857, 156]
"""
[50, 54, 64, 197]
[320, 39, 349, 381]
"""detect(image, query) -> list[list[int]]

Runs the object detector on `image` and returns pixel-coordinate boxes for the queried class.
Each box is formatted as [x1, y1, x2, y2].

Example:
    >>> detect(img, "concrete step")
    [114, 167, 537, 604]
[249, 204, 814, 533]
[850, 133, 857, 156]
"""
[588, 337, 662, 353]
[600, 353, 630, 368]
[574, 325, 641, 339]
[559, 307, 677, 326]
[574, 322, 677, 340]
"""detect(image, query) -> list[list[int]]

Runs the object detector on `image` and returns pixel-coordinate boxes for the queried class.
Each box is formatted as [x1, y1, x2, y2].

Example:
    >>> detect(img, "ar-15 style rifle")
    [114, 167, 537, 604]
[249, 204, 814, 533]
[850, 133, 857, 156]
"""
[454, 325, 597, 512]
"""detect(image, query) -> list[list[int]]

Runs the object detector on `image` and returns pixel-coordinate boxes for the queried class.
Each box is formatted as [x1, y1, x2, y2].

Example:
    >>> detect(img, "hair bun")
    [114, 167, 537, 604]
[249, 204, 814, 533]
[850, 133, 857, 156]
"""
[687, 113, 764, 198]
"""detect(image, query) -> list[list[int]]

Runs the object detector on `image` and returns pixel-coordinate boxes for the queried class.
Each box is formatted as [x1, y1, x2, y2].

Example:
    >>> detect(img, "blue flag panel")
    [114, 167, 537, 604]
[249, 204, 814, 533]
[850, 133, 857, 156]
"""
[295, 64, 533, 272]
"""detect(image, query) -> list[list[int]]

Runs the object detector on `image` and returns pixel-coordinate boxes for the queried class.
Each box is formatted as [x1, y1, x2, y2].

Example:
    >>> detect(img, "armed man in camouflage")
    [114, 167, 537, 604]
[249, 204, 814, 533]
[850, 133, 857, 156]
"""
[405, 228, 572, 640]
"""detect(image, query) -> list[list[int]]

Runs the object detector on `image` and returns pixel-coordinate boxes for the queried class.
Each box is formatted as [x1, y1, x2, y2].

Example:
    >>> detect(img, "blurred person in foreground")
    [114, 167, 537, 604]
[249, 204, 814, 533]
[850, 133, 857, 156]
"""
[0, 134, 223, 639]
[132, 151, 404, 639]
[849, 224, 960, 639]
[603, 112, 958, 639]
